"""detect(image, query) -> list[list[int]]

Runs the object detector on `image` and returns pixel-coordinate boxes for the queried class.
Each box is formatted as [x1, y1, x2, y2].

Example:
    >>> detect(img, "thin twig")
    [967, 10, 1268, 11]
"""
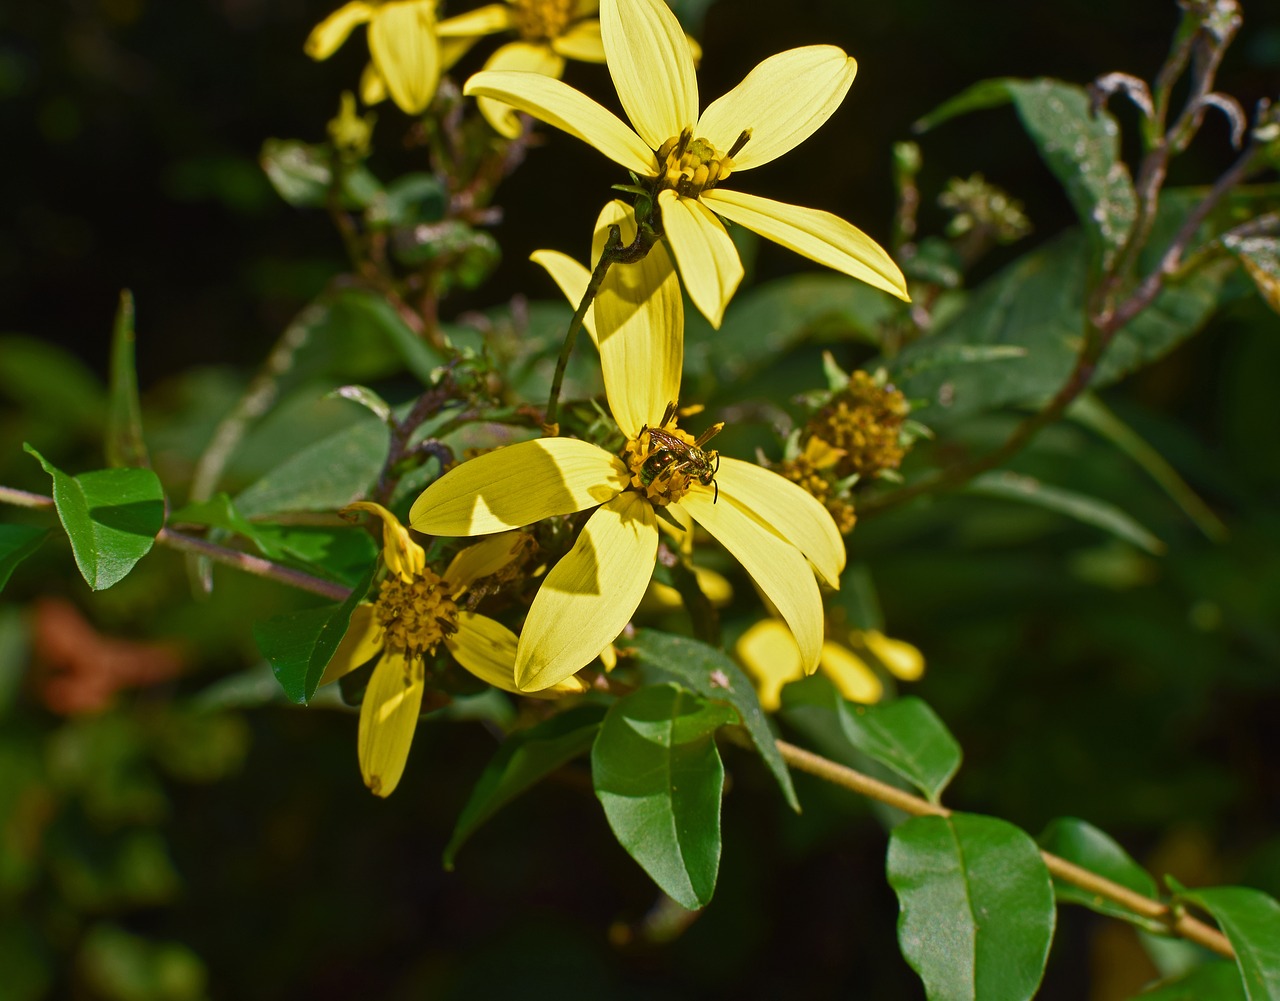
[772, 739, 1235, 960]
[0, 486, 54, 509]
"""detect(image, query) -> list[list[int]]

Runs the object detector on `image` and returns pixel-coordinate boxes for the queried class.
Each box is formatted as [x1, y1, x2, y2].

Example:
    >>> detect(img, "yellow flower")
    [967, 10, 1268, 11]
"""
[463, 0, 908, 327]
[736, 620, 924, 712]
[433, 0, 606, 138]
[319, 502, 584, 797]
[409, 202, 845, 692]
[306, 0, 441, 115]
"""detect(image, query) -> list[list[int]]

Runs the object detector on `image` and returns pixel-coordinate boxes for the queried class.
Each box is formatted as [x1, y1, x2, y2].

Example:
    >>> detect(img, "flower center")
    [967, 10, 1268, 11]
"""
[373, 568, 459, 658]
[655, 128, 751, 199]
[808, 372, 910, 479]
[622, 408, 723, 506]
[510, 0, 574, 41]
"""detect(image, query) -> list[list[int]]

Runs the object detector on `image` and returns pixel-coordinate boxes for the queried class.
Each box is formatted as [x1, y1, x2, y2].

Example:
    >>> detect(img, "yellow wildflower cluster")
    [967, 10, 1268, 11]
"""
[808, 370, 912, 480]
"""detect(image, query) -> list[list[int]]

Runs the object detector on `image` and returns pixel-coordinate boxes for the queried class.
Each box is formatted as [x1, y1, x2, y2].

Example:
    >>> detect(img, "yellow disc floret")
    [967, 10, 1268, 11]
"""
[374, 567, 459, 659]
[807, 371, 911, 479]
[622, 406, 722, 507]
[510, 0, 574, 42]
[656, 128, 751, 199]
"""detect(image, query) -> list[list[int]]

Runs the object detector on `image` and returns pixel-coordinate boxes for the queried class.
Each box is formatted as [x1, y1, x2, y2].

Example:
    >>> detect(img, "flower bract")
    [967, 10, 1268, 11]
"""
[463, 0, 908, 326]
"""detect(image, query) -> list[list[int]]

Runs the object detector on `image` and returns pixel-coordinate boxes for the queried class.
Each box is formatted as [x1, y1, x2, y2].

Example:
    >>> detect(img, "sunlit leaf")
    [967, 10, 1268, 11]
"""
[24, 445, 164, 590]
[592, 683, 735, 910]
[887, 812, 1056, 1001]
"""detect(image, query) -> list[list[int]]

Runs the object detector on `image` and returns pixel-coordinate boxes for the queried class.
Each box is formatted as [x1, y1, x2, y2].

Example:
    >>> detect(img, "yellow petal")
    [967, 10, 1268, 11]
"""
[820, 642, 883, 704]
[463, 71, 655, 175]
[410, 437, 628, 537]
[702, 188, 909, 302]
[599, 0, 697, 149]
[436, 3, 513, 36]
[441, 35, 483, 71]
[658, 189, 742, 329]
[714, 456, 845, 588]
[305, 1, 374, 60]
[551, 20, 606, 63]
[360, 62, 388, 105]
[859, 629, 925, 681]
[357, 652, 424, 797]
[516, 492, 658, 691]
[444, 531, 528, 591]
[476, 43, 567, 138]
[641, 565, 734, 613]
[696, 46, 856, 171]
[318, 603, 382, 687]
[343, 500, 426, 581]
[681, 490, 823, 672]
[369, 0, 440, 115]
[591, 201, 683, 438]
[449, 612, 589, 698]
[530, 249, 597, 344]
[735, 619, 804, 713]
[574, 0, 601, 16]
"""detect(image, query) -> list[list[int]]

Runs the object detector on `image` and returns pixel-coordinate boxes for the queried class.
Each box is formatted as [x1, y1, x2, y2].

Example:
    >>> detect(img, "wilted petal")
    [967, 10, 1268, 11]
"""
[658, 189, 742, 329]
[592, 201, 683, 437]
[369, 0, 440, 114]
[476, 42, 567, 137]
[358, 651, 424, 797]
[551, 20, 606, 63]
[703, 188, 909, 301]
[343, 500, 425, 581]
[735, 619, 804, 712]
[599, 0, 697, 149]
[820, 642, 883, 704]
[410, 438, 628, 537]
[436, 3, 513, 36]
[530, 249, 597, 343]
[450, 612, 588, 697]
[517, 492, 658, 691]
[697, 46, 856, 171]
[305, 1, 374, 60]
[682, 490, 823, 672]
[464, 71, 655, 175]
[318, 603, 382, 687]
[714, 457, 845, 588]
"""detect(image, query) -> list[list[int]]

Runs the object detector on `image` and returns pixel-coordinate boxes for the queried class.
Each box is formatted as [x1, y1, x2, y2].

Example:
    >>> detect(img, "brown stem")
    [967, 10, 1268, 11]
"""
[772, 738, 1235, 960]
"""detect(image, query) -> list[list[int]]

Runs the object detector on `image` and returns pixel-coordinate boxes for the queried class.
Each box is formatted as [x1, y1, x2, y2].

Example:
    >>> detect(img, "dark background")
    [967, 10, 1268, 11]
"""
[3, 1, 1280, 998]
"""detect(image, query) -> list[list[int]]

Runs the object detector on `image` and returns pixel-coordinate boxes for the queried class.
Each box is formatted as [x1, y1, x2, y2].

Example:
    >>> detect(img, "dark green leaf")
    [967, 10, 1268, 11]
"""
[965, 470, 1165, 554]
[1176, 884, 1280, 1001]
[629, 628, 798, 811]
[919, 78, 1136, 263]
[260, 138, 380, 208]
[1223, 234, 1280, 313]
[324, 288, 442, 385]
[253, 563, 370, 704]
[0, 335, 107, 434]
[444, 705, 607, 870]
[168, 493, 282, 559]
[24, 445, 164, 590]
[329, 385, 395, 425]
[887, 813, 1056, 1001]
[234, 416, 389, 518]
[781, 676, 961, 804]
[373, 172, 447, 227]
[1138, 962, 1248, 1000]
[0, 524, 49, 592]
[1037, 817, 1162, 930]
[592, 683, 735, 910]
[106, 290, 149, 469]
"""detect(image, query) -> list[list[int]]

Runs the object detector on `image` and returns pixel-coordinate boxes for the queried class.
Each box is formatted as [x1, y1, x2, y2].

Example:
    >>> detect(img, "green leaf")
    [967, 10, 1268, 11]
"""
[0, 524, 49, 592]
[1223, 234, 1280, 313]
[106, 289, 149, 469]
[1138, 962, 1248, 1000]
[329, 385, 395, 426]
[1175, 884, 1280, 1001]
[234, 416, 390, 518]
[168, 493, 281, 558]
[629, 628, 798, 811]
[918, 78, 1136, 263]
[1037, 817, 1162, 930]
[444, 705, 607, 870]
[24, 445, 164, 590]
[0, 335, 107, 434]
[372, 172, 447, 227]
[253, 563, 370, 704]
[592, 683, 735, 910]
[887, 813, 1056, 1001]
[965, 470, 1165, 554]
[781, 675, 961, 804]
[259, 138, 380, 209]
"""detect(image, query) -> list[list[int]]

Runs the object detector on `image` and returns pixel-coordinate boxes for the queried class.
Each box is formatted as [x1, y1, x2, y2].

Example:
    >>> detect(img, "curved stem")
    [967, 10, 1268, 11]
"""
[772, 738, 1235, 960]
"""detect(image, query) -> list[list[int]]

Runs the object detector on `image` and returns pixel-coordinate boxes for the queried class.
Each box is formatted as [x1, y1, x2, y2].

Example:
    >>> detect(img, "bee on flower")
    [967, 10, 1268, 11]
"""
[319, 502, 584, 797]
